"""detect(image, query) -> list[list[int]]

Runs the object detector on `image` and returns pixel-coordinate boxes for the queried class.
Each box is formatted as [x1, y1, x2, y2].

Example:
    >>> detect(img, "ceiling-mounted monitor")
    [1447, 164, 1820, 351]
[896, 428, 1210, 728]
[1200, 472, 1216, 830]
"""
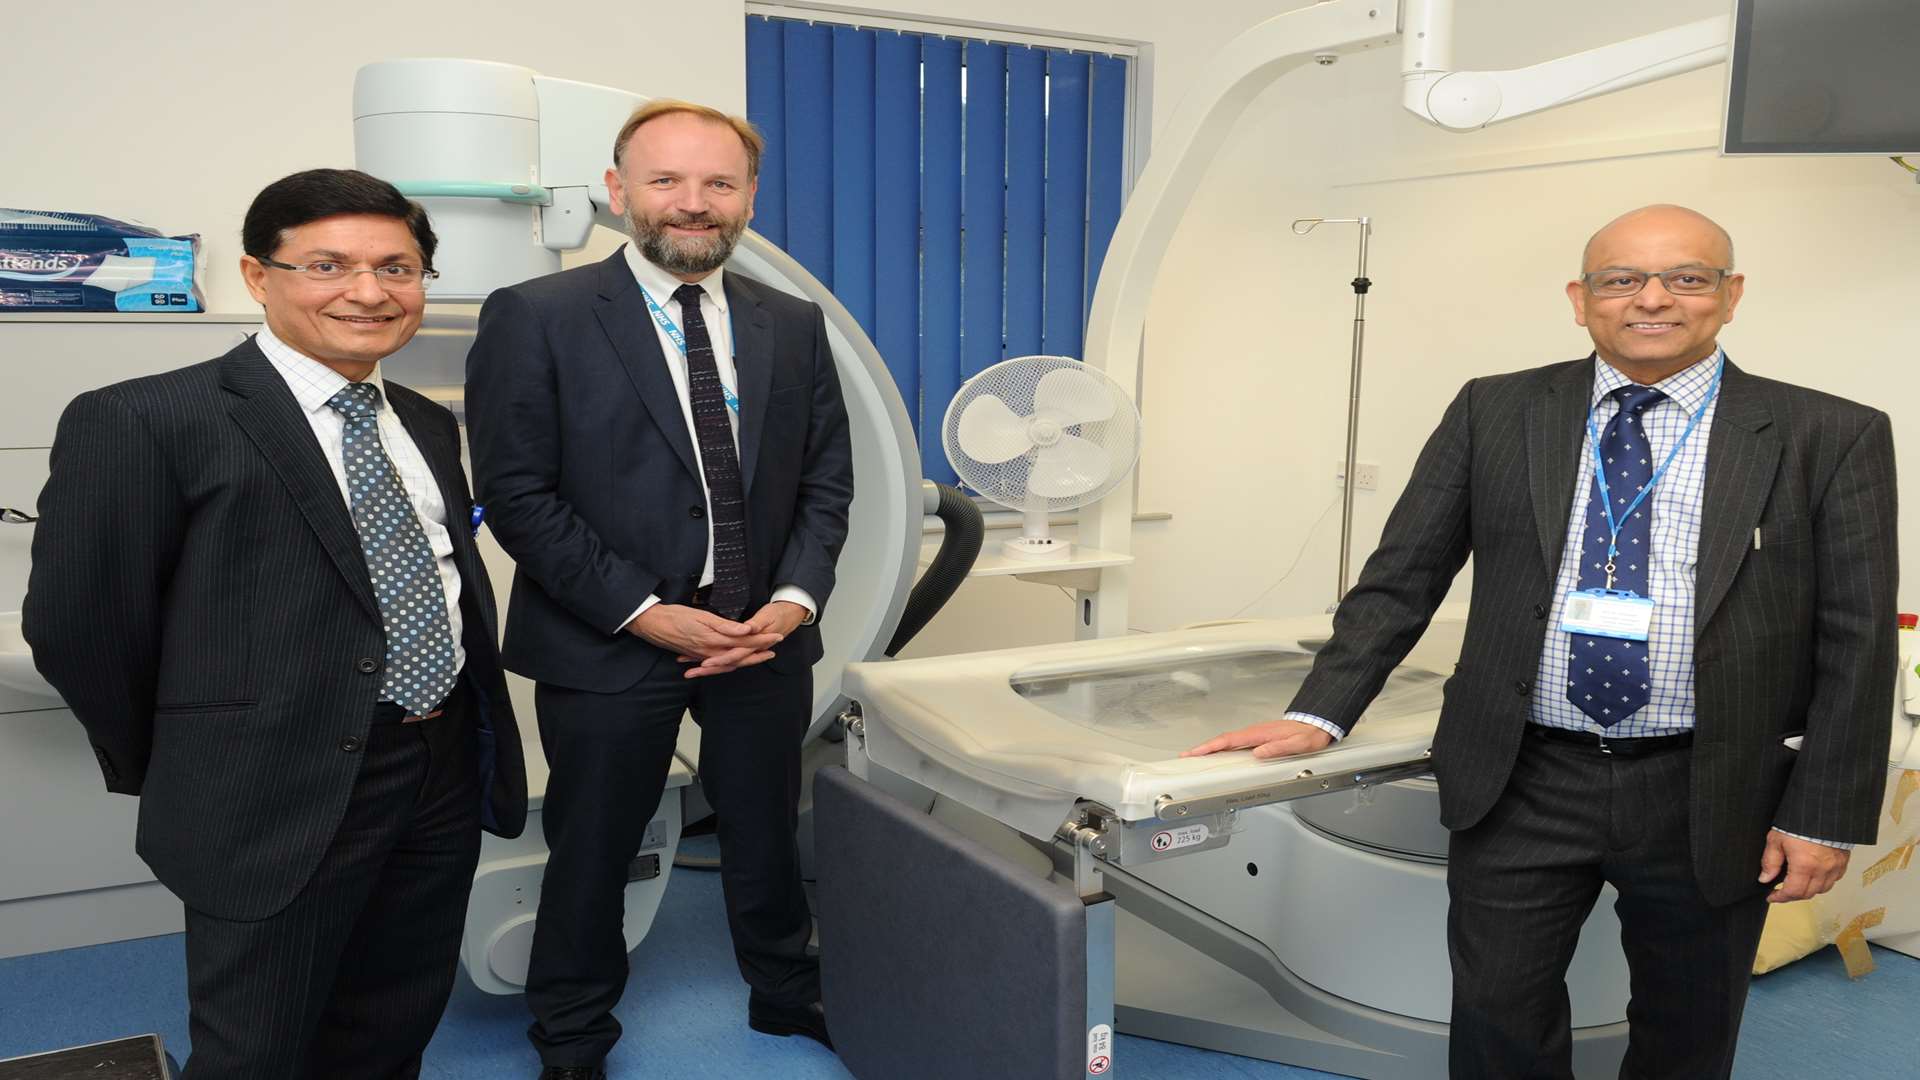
[1722, 0, 1920, 155]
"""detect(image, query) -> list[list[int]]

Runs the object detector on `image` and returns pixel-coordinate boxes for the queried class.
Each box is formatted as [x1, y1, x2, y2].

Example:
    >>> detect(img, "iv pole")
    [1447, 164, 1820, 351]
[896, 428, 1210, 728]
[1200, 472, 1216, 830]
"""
[1291, 216, 1372, 609]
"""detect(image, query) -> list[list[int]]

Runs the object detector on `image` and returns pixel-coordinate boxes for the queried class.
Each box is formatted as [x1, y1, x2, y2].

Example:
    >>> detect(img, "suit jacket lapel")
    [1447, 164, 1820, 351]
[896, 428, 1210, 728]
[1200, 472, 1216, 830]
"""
[219, 341, 379, 620]
[593, 252, 701, 483]
[726, 274, 775, 495]
[1695, 360, 1778, 636]
[1527, 360, 1594, 579]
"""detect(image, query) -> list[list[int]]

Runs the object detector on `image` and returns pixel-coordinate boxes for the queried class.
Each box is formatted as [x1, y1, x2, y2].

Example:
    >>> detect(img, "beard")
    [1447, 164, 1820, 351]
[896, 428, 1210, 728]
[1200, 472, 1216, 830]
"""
[627, 206, 747, 277]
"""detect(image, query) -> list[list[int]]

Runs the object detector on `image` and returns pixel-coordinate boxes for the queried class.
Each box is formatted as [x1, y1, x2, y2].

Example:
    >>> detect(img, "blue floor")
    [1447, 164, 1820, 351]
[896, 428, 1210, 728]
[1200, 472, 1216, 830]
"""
[3, 854, 1916, 1078]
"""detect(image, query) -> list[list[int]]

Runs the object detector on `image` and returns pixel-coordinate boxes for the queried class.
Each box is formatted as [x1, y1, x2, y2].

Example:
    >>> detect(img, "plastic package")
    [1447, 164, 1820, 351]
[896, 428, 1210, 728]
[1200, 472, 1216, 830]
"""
[0, 209, 203, 311]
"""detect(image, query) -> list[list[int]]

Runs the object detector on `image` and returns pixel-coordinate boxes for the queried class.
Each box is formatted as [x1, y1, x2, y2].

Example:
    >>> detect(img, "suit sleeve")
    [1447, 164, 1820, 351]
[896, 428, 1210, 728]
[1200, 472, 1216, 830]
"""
[1287, 380, 1477, 733]
[1773, 410, 1898, 843]
[770, 305, 854, 618]
[21, 389, 184, 794]
[466, 286, 667, 633]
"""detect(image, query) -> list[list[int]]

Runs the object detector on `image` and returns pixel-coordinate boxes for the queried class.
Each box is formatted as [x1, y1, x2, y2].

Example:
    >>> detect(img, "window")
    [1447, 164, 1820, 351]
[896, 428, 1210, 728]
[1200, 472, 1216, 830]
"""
[745, 9, 1137, 483]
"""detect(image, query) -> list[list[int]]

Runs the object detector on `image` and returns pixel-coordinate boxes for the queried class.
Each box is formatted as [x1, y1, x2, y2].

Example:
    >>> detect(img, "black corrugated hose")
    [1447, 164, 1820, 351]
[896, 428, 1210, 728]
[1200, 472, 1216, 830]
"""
[885, 482, 984, 656]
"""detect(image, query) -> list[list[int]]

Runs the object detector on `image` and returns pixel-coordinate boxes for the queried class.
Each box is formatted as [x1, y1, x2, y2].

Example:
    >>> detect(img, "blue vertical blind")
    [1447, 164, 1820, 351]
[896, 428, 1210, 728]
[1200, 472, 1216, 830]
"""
[746, 15, 1132, 483]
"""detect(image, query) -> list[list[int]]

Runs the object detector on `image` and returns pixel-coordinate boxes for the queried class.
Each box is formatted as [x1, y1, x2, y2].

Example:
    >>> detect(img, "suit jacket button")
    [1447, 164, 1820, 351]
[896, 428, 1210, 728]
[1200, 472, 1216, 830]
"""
[356, 657, 380, 675]
[1514, 680, 1532, 695]
[689, 505, 706, 519]
[340, 736, 363, 753]
[1532, 603, 1547, 619]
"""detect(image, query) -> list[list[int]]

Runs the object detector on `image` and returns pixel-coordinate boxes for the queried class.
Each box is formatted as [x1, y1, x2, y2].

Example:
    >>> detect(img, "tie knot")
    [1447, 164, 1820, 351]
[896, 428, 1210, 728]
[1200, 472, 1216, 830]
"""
[672, 283, 706, 311]
[325, 380, 382, 419]
[1614, 384, 1665, 416]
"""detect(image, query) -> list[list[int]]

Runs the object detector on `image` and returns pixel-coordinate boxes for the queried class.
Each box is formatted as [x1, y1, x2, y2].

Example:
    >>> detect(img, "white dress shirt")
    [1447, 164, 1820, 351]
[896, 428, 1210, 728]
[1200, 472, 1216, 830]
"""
[619, 245, 816, 630]
[256, 323, 465, 679]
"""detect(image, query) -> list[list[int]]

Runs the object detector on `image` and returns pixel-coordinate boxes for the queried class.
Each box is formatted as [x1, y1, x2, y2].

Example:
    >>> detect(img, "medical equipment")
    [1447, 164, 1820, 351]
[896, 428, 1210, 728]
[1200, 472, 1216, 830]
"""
[943, 355, 1142, 562]
[837, 615, 1631, 1078]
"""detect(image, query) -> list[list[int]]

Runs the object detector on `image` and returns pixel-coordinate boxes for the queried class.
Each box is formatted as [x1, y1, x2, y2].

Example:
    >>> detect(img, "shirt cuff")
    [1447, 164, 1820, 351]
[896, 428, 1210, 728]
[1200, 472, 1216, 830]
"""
[615, 595, 661, 635]
[1776, 829, 1854, 851]
[771, 585, 817, 624]
[1284, 712, 1345, 742]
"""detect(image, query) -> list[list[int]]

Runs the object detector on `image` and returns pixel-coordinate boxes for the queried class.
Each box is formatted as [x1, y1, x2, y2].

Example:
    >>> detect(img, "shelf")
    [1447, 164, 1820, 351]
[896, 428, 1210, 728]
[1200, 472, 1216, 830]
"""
[920, 539, 1133, 590]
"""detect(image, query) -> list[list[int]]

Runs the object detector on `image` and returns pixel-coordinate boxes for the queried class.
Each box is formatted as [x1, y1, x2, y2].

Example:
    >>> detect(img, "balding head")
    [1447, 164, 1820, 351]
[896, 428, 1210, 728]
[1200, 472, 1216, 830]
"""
[1567, 204, 1746, 384]
[1581, 204, 1735, 274]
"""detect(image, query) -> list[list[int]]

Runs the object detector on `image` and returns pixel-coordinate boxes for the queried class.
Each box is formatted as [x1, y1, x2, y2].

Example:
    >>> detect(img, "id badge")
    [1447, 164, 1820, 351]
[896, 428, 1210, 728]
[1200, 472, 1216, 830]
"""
[1560, 589, 1654, 641]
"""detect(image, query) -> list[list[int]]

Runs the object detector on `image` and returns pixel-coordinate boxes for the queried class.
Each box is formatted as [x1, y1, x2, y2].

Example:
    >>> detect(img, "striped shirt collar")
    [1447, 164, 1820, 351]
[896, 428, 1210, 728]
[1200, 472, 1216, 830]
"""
[624, 242, 728, 317]
[1589, 348, 1723, 416]
[255, 322, 388, 417]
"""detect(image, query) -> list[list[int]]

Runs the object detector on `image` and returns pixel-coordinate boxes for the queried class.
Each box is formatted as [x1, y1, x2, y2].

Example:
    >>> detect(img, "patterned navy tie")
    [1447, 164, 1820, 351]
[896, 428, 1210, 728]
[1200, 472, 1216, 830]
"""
[326, 382, 458, 717]
[672, 283, 750, 620]
[1565, 384, 1667, 727]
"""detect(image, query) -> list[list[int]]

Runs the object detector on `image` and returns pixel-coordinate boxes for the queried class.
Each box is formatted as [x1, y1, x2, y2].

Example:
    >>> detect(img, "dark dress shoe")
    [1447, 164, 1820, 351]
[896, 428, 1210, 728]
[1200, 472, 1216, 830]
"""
[747, 994, 834, 1050]
[538, 1066, 606, 1080]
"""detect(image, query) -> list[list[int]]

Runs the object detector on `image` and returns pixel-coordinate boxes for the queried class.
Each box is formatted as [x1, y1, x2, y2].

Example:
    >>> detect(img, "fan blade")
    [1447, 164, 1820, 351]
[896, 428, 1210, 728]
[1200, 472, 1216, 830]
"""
[956, 394, 1035, 464]
[1028, 434, 1111, 499]
[1033, 366, 1117, 425]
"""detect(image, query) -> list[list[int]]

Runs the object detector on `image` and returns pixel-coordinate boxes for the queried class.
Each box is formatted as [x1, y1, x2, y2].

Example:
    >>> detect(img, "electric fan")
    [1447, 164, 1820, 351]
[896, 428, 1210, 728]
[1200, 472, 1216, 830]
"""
[941, 355, 1143, 561]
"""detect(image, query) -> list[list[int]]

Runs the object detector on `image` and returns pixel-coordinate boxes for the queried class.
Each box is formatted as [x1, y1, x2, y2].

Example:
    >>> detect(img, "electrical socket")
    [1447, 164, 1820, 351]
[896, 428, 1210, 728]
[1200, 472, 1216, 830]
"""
[1334, 461, 1380, 491]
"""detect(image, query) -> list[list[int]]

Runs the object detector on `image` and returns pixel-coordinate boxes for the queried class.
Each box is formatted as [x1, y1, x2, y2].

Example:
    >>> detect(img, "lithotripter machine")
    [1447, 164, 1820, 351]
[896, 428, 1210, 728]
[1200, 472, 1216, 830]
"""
[824, 615, 1632, 1080]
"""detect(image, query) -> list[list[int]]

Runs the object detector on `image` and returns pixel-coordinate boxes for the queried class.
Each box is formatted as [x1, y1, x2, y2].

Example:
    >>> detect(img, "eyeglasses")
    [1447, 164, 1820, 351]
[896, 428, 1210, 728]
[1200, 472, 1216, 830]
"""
[1580, 266, 1732, 298]
[257, 257, 440, 292]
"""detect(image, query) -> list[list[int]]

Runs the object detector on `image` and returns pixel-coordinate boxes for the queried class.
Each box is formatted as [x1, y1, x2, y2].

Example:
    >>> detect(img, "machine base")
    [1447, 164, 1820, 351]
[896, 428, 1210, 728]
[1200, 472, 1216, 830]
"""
[1111, 893, 1629, 1080]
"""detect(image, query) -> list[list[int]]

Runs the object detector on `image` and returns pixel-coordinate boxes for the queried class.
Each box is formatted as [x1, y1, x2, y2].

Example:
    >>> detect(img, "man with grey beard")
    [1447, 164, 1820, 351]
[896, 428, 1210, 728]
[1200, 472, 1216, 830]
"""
[465, 100, 854, 1080]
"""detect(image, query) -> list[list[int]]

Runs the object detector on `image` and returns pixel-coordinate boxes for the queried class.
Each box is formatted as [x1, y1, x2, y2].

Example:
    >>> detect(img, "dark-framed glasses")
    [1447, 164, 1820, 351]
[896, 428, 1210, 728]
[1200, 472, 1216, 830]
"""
[258, 257, 440, 292]
[1581, 266, 1732, 298]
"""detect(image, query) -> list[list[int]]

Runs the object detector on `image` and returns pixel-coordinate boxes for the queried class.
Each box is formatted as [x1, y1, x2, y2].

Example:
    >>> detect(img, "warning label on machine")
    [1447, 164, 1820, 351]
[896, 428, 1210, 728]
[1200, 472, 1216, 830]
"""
[1148, 822, 1211, 853]
[1087, 1023, 1113, 1074]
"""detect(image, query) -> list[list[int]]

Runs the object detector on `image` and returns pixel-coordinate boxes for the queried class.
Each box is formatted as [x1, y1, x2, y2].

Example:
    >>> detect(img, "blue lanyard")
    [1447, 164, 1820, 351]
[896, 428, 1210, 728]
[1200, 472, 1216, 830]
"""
[1583, 356, 1724, 575]
[638, 283, 741, 415]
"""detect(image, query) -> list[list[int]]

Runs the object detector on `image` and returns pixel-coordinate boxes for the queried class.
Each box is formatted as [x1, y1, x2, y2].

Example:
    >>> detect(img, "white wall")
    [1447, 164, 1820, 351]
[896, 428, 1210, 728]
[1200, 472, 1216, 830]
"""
[6, 0, 1917, 656]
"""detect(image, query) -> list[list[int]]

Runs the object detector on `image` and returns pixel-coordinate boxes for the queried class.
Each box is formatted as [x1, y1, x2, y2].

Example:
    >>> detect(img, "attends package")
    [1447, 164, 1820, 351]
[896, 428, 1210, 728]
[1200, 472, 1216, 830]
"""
[0, 209, 204, 312]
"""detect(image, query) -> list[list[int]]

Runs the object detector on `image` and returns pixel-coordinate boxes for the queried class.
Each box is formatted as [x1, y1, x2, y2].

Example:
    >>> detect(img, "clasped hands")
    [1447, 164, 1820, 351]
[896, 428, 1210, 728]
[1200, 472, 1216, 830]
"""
[626, 600, 808, 679]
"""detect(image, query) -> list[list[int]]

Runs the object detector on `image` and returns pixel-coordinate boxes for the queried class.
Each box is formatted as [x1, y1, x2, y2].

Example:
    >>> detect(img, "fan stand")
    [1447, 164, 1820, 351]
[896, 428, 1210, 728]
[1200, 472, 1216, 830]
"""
[1003, 495, 1073, 561]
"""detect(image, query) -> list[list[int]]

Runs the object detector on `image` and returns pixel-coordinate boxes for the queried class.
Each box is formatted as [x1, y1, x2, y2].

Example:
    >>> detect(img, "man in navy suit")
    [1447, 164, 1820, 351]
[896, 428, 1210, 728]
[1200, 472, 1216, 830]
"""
[465, 100, 854, 1079]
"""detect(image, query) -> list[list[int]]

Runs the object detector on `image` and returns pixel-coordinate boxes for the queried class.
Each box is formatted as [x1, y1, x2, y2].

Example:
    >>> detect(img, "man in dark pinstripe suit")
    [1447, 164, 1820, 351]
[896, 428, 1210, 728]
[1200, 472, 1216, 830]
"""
[1189, 205, 1895, 1078]
[24, 170, 527, 1079]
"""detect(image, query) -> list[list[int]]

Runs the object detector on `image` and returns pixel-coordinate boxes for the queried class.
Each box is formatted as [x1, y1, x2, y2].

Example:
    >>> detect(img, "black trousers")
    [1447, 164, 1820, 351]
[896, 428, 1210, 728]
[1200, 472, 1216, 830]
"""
[180, 689, 482, 1080]
[1446, 731, 1770, 1080]
[525, 660, 817, 1065]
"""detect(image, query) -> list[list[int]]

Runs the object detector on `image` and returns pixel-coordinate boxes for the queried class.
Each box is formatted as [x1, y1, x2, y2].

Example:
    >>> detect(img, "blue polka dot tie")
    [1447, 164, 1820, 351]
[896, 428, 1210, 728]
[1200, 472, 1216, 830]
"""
[325, 382, 457, 717]
[1566, 384, 1666, 728]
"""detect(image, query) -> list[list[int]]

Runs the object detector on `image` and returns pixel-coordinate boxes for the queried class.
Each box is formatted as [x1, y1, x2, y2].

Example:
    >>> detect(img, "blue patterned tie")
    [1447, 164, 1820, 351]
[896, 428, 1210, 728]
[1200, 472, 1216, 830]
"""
[672, 283, 749, 620]
[326, 382, 458, 717]
[1565, 384, 1666, 728]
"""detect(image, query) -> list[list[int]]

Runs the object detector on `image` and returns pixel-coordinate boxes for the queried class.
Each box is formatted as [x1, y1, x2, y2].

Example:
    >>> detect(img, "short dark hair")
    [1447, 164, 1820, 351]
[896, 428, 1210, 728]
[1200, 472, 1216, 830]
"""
[242, 169, 437, 270]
